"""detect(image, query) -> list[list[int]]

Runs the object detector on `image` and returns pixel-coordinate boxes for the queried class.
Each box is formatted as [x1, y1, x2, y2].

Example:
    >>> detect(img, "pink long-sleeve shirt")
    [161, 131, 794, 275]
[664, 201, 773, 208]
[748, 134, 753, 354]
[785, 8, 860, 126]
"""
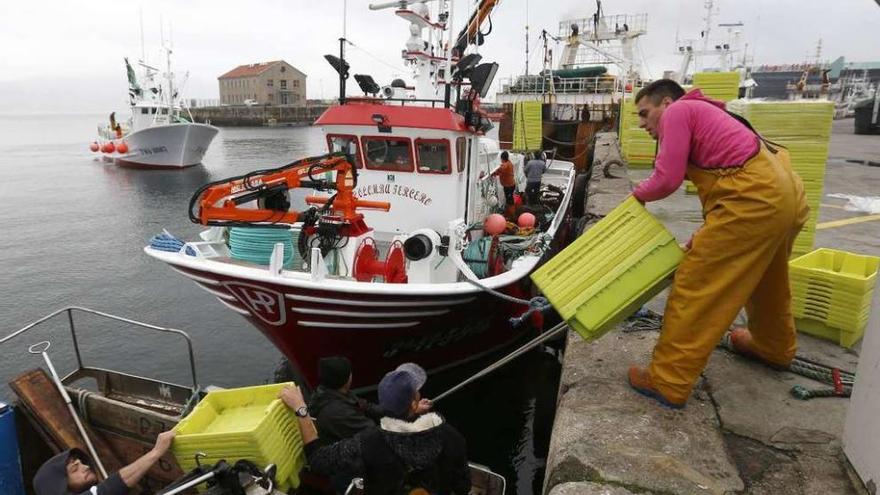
[632, 89, 759, 202]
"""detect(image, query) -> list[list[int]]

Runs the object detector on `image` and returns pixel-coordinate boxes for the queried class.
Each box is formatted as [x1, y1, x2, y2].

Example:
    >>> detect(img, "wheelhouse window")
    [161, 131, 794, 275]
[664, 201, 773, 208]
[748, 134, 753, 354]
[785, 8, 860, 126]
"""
[362, 137, 414, 172]
[415, 139, 451, 174]
[456, 137, 468, 173]
[327, 134, 363, 169]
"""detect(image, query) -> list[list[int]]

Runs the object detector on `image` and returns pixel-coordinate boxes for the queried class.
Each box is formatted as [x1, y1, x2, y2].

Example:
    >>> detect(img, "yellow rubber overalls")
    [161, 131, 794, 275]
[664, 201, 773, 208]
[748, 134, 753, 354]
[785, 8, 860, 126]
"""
[648, 141, 810, 404]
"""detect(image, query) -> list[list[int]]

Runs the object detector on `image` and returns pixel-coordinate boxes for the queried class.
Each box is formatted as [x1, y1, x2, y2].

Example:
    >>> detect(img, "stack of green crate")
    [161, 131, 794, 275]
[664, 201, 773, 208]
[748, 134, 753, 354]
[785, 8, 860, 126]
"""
[789, 248, 879, 348]
[619, 98, 656, 169]
[727, 99, 834, 257]
[512, 101, 543, 151]
[172, 383, 306, 491]
[532, 196, 683, 341]
[693, 71, 740, 102]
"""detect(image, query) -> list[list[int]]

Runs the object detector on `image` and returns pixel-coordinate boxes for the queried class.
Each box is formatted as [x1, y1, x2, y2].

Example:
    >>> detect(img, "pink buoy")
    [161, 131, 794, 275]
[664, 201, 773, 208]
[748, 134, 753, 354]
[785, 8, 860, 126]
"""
[89, 142, 100, 152]
[116, 142, 129, 154]
[517, 212, 536, 228]
[484, 213, 507, 235]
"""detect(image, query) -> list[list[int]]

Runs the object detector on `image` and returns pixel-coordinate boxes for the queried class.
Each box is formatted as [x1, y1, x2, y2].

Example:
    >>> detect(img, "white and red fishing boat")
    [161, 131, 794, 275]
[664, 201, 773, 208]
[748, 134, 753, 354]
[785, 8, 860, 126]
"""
[145, 0, 588, 388]
[91, 45, 218, 169]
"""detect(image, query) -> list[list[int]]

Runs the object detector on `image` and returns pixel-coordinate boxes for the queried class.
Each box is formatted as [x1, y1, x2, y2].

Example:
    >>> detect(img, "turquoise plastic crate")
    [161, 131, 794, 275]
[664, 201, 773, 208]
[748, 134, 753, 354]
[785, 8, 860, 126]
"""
[532, 196, 683, 340]
[172, 383, 305, 490]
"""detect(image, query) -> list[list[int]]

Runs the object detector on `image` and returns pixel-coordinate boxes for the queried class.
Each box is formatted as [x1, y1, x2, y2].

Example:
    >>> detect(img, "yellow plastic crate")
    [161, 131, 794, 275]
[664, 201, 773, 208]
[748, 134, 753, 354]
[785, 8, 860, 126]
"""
[788, 249, 878, 348]
[172, 383, 305, 490]
[513, 101, 542, 151]
[532, 197, 683, 340]
[795, 318, 867, 349]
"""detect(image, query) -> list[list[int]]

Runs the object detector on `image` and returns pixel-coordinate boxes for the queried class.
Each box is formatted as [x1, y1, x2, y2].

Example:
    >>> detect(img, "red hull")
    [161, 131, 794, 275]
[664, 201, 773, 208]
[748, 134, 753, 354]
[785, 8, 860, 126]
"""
[173, 264, 543, 389]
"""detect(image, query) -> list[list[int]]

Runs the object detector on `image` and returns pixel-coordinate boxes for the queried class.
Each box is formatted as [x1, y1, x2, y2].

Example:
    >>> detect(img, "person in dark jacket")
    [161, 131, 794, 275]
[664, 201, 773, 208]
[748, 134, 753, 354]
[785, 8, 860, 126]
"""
[33, 430, 175, 495]
[310, 357, 430, 444]
[281, 363, 470, 495]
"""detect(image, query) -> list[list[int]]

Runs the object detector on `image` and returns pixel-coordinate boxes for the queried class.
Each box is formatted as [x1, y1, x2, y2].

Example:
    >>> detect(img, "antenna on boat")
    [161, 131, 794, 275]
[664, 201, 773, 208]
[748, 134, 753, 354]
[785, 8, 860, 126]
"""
[139, 6, 146, 63]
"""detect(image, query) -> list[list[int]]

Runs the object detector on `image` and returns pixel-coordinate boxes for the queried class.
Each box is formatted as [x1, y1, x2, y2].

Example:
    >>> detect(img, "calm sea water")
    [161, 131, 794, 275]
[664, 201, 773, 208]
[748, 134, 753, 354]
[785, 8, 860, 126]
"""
[0, 113, 560, 494]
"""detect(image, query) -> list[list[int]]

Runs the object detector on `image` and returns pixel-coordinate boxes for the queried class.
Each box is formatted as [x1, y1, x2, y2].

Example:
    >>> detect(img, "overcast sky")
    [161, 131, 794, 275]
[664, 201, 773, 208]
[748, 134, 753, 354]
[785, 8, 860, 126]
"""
[1, 0, 878, 113]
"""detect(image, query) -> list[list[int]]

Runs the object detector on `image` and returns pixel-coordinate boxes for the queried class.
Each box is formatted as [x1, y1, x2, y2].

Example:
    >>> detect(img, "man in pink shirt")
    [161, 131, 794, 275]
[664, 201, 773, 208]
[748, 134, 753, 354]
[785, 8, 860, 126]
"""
[627, 80, 809, 408]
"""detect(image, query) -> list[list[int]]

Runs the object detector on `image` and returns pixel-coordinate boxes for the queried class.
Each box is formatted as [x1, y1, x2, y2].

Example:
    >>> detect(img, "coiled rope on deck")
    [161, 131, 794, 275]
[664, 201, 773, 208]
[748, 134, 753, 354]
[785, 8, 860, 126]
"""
[228, 227, 300, 269]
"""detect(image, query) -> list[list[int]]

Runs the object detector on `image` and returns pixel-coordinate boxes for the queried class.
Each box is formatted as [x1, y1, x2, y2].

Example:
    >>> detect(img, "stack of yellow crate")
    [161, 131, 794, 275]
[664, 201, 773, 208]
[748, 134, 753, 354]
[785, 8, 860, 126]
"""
[789, 248, 879, 348]
[619, 98, 656, 169]
[512, 101, 543, 151]
[727, 99, 835, 257]
[532, 196, 683, 340]
[172, 383, 306, 491]
[693, 71, 740, 102]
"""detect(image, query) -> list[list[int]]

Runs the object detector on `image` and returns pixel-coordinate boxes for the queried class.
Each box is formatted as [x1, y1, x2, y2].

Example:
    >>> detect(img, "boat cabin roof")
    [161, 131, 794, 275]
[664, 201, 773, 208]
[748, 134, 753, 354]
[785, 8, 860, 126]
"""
[315, 100, 470, 132]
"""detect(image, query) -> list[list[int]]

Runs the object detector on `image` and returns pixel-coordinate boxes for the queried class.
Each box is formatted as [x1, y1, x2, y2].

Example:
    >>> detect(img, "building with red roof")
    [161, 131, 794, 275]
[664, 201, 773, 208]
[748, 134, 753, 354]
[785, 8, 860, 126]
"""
[218, 60, 307, 106]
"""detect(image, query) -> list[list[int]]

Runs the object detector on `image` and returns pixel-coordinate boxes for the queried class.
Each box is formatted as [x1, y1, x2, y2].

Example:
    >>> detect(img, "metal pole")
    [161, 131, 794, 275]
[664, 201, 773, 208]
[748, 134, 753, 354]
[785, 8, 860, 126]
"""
[339, 38, 347, 104]
[67, 308, 83, 370]
[28, 341, 108, 478]
[433, 322, 568, 403]
[158, 471, 216, 495]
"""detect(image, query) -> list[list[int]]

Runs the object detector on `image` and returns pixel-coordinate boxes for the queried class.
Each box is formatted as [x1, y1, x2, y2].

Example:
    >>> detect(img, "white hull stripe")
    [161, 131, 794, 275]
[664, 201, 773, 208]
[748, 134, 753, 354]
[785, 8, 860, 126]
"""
[291, 307, 447, 318]
[171, 266, 221, 286]
[197, 283, 237, 301]
[285, 293, 475, 307]
[298, 320, 420, 329]
[217, 298, 250, 316]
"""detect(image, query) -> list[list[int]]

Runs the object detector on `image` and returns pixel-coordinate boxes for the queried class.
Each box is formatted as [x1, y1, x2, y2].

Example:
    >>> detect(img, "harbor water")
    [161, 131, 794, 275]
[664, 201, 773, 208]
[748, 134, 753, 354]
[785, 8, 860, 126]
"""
[0, 113, 560, 494]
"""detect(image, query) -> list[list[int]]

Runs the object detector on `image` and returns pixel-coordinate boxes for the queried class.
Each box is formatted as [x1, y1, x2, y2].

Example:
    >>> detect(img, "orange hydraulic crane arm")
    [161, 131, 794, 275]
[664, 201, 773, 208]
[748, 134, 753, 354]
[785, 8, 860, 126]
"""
[453, 0, 501, 55]
[187, 153, 390, 228]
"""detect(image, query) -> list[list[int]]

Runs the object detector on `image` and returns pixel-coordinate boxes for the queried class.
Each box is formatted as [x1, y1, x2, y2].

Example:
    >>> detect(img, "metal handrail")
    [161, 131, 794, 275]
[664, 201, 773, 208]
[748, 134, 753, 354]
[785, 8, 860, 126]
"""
[1, 306, 199, 393]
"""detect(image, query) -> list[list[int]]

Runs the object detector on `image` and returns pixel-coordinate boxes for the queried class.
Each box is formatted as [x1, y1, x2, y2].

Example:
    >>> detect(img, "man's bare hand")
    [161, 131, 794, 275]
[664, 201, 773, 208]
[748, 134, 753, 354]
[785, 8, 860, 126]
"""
[151, 430, 175, 456]
[415, 398, 433, 415]
[279, 385, 307, 411]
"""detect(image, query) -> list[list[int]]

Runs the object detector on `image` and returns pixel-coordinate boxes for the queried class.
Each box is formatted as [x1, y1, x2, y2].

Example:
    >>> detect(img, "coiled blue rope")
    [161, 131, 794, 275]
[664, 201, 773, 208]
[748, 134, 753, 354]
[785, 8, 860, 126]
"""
[150, 230, 196, 256]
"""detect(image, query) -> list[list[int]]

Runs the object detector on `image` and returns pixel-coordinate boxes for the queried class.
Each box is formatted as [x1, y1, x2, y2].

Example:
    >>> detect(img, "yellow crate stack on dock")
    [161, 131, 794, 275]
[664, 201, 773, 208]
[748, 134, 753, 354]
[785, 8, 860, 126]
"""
[727, 99, 835, 257]
[789, 249, 879, 348]
[619, 98, 656, 169]
[693, 71, 740, 102]
[512, 101, 543, 151]
[172, 383, 306, 491]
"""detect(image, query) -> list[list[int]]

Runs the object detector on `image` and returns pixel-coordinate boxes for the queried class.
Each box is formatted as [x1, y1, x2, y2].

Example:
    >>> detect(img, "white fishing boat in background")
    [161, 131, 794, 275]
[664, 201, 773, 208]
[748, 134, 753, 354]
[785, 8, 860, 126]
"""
[91, 44, 218, 169]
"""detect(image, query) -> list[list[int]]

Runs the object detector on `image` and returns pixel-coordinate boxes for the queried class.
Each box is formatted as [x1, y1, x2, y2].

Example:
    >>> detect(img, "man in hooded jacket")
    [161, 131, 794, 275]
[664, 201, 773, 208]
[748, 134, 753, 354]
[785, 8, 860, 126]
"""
[281, 363, 470, 495]
[33, 430, 175, 495]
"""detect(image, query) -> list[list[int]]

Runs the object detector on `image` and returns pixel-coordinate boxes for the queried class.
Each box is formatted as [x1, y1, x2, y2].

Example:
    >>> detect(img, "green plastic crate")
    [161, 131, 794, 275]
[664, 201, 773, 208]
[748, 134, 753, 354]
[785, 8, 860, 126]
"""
[532, 196, 683, 340]
[172, 383, 305, 490]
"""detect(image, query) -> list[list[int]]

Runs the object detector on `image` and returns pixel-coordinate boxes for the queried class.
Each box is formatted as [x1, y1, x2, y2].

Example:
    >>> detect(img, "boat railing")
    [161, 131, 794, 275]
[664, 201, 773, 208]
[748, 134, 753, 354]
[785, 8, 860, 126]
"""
[498, 75, 619, 95]
[1, 307, 200, 415]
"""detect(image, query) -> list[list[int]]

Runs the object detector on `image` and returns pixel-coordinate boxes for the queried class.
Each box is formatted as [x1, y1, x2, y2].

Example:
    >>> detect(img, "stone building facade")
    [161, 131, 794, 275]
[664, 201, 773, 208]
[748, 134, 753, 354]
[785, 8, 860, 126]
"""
[218, 60, 307, 106]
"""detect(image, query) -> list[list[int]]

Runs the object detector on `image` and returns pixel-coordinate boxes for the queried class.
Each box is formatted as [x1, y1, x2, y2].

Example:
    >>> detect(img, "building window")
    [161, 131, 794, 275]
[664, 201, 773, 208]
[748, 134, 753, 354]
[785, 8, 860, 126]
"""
[362, 137, 414, 172]
[456, 137, 468, 172]
[327, 134, 363, 168]
[415, 139, 451, 174]
[293, 80, 300, 88]
[280, 80, 287, 90]
[281, 94, 288, 105]
[281, 66, 286, 73]
[267, 79, 274, 87]
[268, 93, 274, 102]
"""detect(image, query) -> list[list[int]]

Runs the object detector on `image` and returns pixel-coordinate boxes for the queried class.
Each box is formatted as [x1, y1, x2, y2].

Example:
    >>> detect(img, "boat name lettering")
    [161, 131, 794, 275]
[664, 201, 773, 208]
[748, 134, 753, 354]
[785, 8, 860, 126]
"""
[354, 183, 432, 206]
[382, 315, 489, 358]
[133, 146, 169, 156]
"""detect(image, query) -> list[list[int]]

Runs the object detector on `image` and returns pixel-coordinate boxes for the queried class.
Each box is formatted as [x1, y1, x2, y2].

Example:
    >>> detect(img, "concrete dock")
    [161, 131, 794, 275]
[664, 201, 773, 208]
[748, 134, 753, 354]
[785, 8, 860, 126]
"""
[543, 119, 880, 494]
